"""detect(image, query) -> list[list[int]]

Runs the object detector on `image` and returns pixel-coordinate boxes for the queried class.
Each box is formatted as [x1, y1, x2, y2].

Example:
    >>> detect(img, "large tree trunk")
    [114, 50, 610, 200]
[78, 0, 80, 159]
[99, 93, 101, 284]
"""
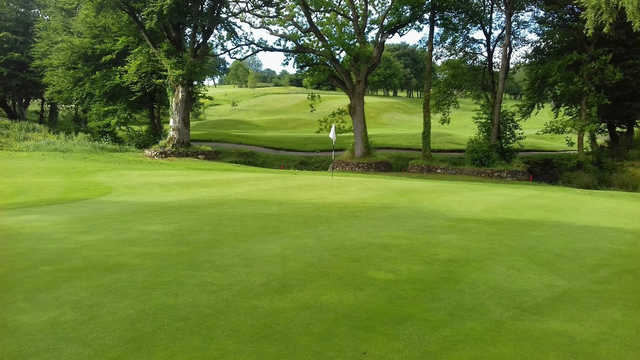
[148, 103, 163, 139]
[577, 96, 587, 154]
[349, 82, 370, 158]
[625, 122, 636, 148]
[167, 83, 192, 148]
[422, 7, 436, 160]
[15, 102, 27, 122]
[606, 119, 620, 148]
[39, 99, 46, 124]
[491, 3, 513, 145]
[0, 99, 16, 120]
[589, 130, 598, 151]
[48, 103, 58, 129]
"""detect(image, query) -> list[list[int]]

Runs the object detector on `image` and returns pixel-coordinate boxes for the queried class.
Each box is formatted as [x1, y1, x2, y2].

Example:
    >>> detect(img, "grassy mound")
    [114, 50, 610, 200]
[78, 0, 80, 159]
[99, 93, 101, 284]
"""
[191, 86, 572, 151]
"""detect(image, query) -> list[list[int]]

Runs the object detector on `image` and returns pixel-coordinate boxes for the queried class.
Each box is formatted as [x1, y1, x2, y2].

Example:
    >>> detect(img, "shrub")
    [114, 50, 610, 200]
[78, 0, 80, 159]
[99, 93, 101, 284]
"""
[473, 101, 524, 160]
[522, 154, 585, 184]
[316, 107, 352, 134]
[466, 137, 496, 168]
[560, 171, 600, 190]
[610, 170, 640, 192]
[124, 127, 162, 149]
[88, 121, 124, 144]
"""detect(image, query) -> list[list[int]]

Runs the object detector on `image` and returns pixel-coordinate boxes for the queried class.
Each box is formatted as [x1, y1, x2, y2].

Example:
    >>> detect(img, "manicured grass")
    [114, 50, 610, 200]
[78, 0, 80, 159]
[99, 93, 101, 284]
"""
[192, 86, 572, 151]
[2, 151, 639, 359]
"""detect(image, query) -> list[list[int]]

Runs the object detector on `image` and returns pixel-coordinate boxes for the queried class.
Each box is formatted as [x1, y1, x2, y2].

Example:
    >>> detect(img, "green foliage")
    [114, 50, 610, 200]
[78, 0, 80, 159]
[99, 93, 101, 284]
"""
[474, 102, 524, 161]
[247, 71, 258, 89]
[523, 152, 639, 191]
[369, 52, 405, 95]
[610, 169, 640, 192]
[431, 59, 478, 125]
[247, 0, 426, 157]
[124, 127, 163, 149]
[315, 107, 352, 135]
[580, 0, 640, 33]
[466, 137, 497, 168]
[34, 0, 168, 136]
[0, 0, 43, 120]
[524, 154, 586, 184]
[226, 61, 250, 87]
[306, 92, 322, 113]
[0, 119, 133, 153]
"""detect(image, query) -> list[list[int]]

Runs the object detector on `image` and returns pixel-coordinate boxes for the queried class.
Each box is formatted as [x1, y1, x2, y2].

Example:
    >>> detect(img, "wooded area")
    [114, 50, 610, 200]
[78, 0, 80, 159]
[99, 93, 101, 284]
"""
[1, 0, 639, 160]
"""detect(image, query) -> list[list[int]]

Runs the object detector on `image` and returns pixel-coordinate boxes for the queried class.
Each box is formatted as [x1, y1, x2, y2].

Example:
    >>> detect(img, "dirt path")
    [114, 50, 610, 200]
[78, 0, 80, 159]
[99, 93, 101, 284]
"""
[193, 141, 575, 157]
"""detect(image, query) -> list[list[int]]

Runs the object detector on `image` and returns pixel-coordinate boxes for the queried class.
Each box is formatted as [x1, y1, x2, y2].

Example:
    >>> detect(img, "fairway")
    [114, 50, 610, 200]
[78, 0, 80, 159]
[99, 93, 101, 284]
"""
[192, 86, 572, 151]
[2, 152, 640, 359]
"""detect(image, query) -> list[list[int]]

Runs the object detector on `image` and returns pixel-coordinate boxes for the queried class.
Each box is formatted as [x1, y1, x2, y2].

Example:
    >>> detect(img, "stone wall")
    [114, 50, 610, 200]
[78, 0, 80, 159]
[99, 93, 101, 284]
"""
[331, 160, 393, 172]
[407, 164, 530, 181]
[144, 149, 217, 161]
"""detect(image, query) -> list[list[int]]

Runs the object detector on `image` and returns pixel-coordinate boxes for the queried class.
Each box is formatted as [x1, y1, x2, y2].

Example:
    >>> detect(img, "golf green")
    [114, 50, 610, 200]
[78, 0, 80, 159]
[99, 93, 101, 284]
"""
[2, 152, 639, 359]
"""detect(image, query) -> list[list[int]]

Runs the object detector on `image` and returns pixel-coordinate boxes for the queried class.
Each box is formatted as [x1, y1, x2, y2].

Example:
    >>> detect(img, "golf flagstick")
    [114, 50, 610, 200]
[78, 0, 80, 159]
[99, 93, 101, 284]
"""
[329, 124, 336, 178]
[332, 141, 335, 178]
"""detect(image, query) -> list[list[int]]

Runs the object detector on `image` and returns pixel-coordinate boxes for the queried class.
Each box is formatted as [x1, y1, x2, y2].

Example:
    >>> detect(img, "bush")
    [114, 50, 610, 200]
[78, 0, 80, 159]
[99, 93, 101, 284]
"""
[316, 107, 352, 134]
[466, 137, 496, 167]
[88, 121, 124, 144]
[522, 154, 583, 184]
[0, 120, 133, 153]
[560, 171, 600, 190]
[610, 170, 640, 192]
[124, 128, 162, 149]
[473, 101, 524, 160]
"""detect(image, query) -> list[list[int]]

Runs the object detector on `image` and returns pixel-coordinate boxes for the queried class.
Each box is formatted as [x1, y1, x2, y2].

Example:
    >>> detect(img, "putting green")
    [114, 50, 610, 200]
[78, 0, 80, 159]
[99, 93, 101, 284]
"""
[2, 152, 639, 359]
[192, 86, 572, 151]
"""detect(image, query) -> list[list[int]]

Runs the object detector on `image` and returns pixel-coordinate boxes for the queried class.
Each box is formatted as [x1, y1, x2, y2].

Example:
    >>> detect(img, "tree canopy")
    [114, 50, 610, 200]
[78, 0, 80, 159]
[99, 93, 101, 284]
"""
[244, 0, 426, 157]
[0, 0, 42, 121]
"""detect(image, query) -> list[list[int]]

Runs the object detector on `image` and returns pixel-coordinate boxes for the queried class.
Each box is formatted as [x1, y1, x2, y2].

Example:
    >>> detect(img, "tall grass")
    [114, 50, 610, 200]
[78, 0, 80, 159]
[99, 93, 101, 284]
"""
[0, 120, 134, 153]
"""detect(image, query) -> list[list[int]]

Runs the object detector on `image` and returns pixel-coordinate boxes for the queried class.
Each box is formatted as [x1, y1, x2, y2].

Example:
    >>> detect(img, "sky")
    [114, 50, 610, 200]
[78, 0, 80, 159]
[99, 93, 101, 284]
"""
[254, 29, 427, 73]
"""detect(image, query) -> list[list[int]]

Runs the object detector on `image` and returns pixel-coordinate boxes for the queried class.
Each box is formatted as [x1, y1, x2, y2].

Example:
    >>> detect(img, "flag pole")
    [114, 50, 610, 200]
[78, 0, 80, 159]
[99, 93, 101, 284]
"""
[329, 123, 336, 179]
[331, 141, 335, 178]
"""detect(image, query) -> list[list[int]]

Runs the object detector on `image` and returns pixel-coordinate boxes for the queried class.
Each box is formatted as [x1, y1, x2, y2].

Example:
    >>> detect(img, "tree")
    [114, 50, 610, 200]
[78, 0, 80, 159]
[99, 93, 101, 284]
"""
[580, 0, 640, 33]
[421, 0, 475, 158]
[226, 60, 250, 87]
[439, 0, 533, 157]
[206, 56, 229, 87]
[34, 0, 168, 142]
[369, 53, 404, 96]
[105, 0, 245, 147]
[246, 0, 425, 157]
[422, 1, 437, 159]
[385, 44, 425, 98]
[247, 71, 258, 88]
[489, 0, 532, 147]
[522, 1, 640, 154]
[0, 0, 43, 121]
[243, 54, 263, 72]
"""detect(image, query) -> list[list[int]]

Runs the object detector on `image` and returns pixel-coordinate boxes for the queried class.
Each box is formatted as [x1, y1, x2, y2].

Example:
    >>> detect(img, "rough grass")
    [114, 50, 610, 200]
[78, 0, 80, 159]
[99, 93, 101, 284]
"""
[0, 120, 134, 153]
[2, 152, 640, 359]
[191, 86, 572, 151]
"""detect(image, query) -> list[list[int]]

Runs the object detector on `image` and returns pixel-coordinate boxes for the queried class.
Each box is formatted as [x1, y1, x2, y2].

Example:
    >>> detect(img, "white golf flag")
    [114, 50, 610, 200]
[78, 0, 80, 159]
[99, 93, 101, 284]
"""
[329, 124, 337, 144]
